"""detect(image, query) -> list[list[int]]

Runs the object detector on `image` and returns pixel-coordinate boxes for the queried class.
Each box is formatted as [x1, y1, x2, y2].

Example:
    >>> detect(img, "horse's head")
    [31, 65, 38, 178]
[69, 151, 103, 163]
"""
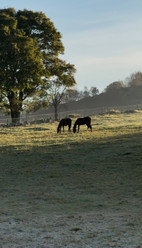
[73, 125, 76, 133]
[57, 125, 61, 133]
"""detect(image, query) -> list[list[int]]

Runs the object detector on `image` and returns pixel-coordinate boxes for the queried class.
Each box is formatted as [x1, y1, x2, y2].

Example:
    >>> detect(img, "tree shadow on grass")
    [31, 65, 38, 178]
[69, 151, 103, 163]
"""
[25, 127, 50, 131]
[0, 131, 142, 217]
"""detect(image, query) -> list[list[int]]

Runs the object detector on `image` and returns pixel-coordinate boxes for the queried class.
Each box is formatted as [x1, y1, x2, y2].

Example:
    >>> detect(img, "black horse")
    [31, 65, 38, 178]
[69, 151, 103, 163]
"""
[73, 116, 92, 133]
[57, 118, 72, 133]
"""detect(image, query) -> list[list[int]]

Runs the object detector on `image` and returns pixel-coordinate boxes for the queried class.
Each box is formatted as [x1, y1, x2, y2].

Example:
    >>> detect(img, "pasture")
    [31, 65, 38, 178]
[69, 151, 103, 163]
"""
[0, 112, 142, 248]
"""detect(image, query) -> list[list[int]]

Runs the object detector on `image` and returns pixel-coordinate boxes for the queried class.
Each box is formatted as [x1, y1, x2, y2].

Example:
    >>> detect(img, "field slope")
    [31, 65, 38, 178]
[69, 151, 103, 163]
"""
[0, 113, 142, 248]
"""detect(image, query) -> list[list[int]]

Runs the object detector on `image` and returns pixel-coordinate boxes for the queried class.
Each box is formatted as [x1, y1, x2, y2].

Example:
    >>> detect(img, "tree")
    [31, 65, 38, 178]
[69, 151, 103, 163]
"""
[83, 86, 90, 98]
[47, 59, 76, 120]
[67, 88, 81, 102]
[0, 8, 67, 124]
[126, 71, 142, 87]
[90, 86, 99, 96]
[105, 81, 125, 93]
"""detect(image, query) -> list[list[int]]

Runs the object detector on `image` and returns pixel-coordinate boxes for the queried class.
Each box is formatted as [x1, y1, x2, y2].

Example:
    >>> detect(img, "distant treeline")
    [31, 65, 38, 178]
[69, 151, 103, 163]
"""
[67, 71, 142, 102]
[33, 72, 142, 116]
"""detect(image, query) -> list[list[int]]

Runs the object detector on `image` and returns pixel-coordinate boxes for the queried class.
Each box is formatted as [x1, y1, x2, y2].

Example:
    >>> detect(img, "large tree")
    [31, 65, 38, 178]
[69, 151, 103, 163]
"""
[0, 8, 75, 124]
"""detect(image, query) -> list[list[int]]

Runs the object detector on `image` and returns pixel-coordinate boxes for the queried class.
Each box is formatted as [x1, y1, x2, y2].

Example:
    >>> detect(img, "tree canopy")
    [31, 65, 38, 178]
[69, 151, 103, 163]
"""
[0, 8, 76, 123]
[105, 81, 125, 93]
[126, 72, 142, 87]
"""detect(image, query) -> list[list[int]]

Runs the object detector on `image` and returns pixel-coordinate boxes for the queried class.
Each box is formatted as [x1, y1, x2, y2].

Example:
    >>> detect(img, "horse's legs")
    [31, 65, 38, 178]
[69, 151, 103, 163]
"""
[68, 124, 71, 132]
[89, 125, 92, 131]
[87, 124, 92, 131]
[78, 125, 80, 132]
[63, 126, 64, 132]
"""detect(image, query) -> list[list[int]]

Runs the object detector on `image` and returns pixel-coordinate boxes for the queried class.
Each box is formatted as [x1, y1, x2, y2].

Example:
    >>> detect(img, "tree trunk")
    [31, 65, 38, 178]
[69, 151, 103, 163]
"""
[54, 104, 58, 121]
[8, 91, 23, 125]
[10, 109, 21, 125]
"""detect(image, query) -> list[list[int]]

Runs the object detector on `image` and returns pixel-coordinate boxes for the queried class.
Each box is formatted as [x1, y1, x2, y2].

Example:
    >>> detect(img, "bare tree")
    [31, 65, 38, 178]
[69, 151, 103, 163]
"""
[83, 86, 90, 98]
[48, 61, 76, 120]
[67, 88, 81, 101]
[90, 86, 99, 96]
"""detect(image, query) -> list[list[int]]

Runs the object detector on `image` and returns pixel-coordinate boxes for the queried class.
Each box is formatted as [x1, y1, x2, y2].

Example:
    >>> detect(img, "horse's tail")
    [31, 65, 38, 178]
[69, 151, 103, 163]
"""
[69, 120, 72, 131]
[87, 117, 92, 131]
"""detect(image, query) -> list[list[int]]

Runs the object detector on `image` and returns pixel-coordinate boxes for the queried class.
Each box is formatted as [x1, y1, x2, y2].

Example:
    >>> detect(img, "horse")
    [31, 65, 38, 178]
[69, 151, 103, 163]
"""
[57, 118, 72, 133]
[73, 116, 92, 133]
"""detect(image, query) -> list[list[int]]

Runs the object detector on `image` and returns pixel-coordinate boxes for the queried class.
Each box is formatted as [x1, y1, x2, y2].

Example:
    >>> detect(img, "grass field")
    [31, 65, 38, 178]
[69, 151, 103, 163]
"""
[0, 112, 142, 248]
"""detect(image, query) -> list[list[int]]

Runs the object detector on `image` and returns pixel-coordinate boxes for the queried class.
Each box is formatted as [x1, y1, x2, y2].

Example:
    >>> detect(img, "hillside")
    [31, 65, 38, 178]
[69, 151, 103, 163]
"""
[1, 86, 142, 122]
[36, 85, 142, 116]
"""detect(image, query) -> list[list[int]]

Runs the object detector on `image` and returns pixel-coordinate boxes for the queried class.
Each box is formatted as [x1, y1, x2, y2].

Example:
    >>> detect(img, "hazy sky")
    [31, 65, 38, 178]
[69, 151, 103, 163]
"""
[1, 0, 142, 92]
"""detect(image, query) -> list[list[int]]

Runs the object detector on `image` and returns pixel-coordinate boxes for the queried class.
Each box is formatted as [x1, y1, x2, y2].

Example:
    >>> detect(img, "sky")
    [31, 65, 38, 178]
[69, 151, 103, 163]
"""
[1, 0, 142, 92]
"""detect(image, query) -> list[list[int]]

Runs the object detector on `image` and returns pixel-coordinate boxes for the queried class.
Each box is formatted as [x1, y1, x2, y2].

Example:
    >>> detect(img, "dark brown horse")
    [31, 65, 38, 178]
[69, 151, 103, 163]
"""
[73, 116, 92, 133]
[57, 118, 72, 133]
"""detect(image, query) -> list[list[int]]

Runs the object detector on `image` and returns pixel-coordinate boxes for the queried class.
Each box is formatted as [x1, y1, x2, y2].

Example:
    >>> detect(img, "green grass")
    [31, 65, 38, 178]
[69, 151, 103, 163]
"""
[0, 112, 142, 218]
